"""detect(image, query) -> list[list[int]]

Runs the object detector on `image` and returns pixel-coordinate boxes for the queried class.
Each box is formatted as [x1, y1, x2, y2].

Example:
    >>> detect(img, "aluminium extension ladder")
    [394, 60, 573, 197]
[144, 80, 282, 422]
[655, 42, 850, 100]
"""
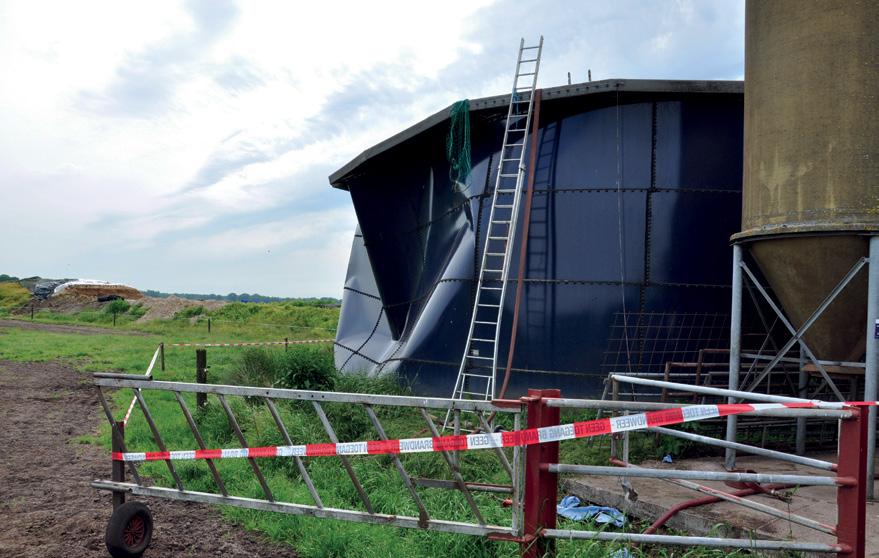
[445, 37, 543, 428]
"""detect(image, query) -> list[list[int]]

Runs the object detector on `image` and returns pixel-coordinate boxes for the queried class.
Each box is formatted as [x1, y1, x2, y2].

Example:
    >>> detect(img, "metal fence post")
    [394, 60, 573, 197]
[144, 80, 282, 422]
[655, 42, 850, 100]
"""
[521, 388, 560, 558]
[864, 235, 879, 499]
[160, 342, 165, 372]
[285, 337, 289, 351]
[208, 317, 211, 333]
[836, 408, 867, 558]
[610, 379, 619, 460]
[111, 421, 125, 510]
[725, 243, 743, 470]
[196, 349, 207, 409]
[796, 342, 808, 455]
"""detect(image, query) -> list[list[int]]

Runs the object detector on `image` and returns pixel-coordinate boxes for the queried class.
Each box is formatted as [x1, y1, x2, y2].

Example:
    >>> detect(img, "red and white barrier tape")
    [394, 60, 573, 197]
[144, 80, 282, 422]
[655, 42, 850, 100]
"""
[168, 339, 331, 348]
[112, 400, 876, 462]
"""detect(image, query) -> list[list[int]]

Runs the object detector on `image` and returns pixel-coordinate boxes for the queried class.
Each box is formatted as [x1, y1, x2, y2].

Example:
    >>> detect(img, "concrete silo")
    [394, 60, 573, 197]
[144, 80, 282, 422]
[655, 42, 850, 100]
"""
[727, 0, 878, 482]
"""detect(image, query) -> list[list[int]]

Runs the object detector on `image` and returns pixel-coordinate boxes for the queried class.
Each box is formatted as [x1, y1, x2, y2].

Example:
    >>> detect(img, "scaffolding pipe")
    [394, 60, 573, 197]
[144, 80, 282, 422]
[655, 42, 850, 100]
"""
[727, 244, 743, 469]
[548, 464, 840, 486]
[648, 426, 836, 471]
[866, 235, 879, 499]
[546, 396, 852, 418]
[541, 530, 842, 553]
[606, 458, 837, 536]
[610, 374, 813, 405]
[743, 352, 865, 369]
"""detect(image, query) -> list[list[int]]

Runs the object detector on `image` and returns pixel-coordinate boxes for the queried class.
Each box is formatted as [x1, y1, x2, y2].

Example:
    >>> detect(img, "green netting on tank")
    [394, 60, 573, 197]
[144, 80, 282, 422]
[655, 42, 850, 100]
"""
[446, 99, 471, 192]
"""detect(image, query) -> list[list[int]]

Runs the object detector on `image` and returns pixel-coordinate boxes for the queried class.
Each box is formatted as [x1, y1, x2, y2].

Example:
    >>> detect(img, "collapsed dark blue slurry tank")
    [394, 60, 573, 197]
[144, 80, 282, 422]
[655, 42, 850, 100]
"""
[329, 79, 743, 398]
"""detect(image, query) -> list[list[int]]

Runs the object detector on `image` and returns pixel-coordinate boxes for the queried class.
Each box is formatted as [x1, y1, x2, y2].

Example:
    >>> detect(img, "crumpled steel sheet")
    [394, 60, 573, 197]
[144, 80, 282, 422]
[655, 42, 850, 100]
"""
[331, 86, 744, 397]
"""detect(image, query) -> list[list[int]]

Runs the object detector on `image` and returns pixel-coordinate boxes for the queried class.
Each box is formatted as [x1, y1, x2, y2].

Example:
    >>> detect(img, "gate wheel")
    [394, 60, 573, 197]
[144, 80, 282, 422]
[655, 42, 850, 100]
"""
[105, 501, 153, 558]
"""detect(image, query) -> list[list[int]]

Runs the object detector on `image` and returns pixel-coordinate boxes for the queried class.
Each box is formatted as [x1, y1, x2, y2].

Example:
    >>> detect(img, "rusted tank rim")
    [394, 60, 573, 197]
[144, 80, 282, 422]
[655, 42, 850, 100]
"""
[731, 224, 879, 244]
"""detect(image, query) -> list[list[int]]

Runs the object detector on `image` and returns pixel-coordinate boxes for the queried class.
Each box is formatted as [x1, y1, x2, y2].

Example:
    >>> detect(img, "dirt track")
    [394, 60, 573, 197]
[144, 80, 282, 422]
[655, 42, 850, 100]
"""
[0, 319, 148, 336]
[0, 360, 298, 557]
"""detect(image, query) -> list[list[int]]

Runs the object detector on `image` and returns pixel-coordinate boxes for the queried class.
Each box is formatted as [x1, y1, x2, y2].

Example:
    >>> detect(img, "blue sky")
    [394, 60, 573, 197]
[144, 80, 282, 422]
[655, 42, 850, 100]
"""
[0, 0, 744, 297]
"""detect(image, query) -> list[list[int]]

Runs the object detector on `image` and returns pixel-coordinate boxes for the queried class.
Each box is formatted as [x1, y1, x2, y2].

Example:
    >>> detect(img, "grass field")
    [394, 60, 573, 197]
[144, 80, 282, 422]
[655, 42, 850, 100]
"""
[0, 294, 765, 558]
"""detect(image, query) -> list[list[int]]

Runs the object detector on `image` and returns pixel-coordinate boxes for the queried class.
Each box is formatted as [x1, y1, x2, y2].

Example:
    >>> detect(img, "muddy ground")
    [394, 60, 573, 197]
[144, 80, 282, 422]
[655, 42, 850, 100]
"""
[0, 319, 148, 336]
[0, 359, 298, 557]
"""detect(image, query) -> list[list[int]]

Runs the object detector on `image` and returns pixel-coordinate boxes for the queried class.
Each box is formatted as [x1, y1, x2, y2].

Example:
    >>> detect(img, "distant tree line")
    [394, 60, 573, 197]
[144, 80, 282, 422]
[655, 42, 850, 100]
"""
[142, 289, 340, 306]
[0, 275, 340, 306]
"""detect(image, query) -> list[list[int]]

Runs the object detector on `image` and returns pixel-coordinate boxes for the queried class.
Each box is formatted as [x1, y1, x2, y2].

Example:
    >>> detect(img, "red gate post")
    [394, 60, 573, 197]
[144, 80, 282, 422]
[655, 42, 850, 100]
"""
[521, 388, 560, 558]
[836, 407, 867, 558]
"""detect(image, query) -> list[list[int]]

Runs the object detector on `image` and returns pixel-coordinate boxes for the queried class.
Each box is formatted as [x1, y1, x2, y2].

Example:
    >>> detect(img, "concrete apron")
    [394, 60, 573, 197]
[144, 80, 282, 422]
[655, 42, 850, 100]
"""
[562, 454, 879, 558]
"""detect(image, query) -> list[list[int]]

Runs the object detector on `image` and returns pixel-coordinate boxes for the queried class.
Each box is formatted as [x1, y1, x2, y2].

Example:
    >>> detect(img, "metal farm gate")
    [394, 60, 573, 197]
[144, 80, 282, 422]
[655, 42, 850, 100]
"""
[92, 359, 870, 557]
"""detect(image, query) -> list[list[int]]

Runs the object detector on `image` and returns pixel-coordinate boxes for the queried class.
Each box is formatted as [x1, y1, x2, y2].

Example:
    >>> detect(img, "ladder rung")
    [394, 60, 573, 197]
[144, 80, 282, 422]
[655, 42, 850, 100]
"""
[448, 40, 541, 412]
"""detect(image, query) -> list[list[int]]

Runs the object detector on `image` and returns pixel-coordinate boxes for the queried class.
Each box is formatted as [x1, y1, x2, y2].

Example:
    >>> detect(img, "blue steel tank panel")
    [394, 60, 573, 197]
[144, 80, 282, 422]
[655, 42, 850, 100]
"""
[334, 91, 743, 397]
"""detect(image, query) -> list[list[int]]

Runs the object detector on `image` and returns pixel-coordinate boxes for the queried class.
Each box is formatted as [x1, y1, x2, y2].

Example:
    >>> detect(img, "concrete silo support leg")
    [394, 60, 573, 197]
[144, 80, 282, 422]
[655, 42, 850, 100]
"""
[865, 236, 879, 500]
[725, 244, 743, 470]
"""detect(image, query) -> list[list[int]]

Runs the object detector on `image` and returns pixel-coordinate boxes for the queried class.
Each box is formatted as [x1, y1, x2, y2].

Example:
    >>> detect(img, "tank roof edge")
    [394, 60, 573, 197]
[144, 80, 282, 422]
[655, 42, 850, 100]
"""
[328, 78, 743, 190]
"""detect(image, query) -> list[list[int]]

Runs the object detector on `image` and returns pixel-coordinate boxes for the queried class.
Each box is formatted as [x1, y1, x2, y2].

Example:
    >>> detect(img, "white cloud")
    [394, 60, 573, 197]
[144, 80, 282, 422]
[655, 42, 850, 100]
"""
[0, 0, 744, 296]
[168, 207, 357, 259]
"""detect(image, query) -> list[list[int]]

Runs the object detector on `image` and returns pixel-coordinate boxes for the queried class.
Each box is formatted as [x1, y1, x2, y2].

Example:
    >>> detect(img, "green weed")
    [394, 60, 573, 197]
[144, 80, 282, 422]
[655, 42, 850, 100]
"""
[0, 282, 31, 316]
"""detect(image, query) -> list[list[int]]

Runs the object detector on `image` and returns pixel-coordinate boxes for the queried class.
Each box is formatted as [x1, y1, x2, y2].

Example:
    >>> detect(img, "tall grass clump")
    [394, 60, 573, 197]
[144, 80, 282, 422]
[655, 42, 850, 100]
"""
[276, 346, 336, 391]
[175, 305, 205, 319]
[104, 299, 131, 315]
[232, 346, 336, 391]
